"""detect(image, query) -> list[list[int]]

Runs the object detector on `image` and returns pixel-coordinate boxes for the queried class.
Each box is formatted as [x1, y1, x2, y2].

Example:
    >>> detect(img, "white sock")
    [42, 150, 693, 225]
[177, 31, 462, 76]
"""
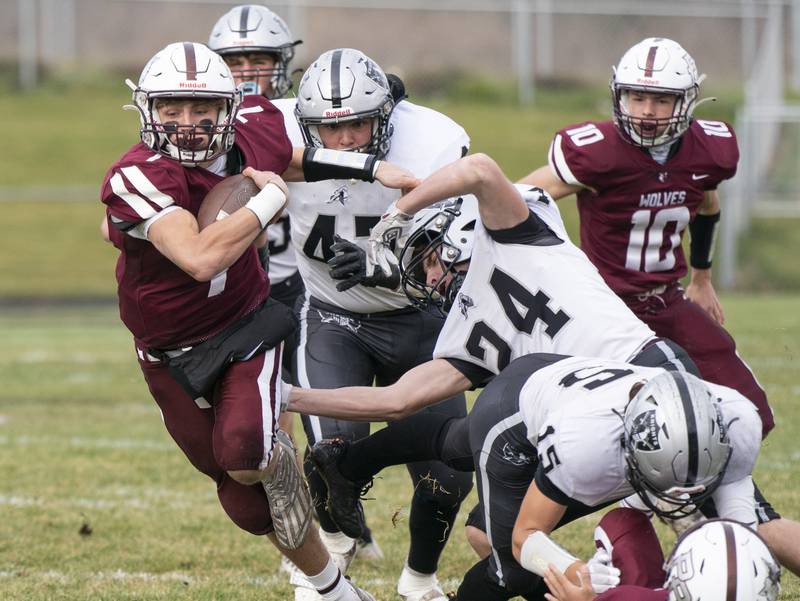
[305, 558, 352, 600]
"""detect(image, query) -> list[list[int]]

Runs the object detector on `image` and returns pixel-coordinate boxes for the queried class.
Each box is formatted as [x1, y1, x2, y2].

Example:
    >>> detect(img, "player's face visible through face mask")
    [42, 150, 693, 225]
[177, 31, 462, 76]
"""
[622, 90, 679, 140]
[318, 119, 374, 152]
[422, 245, 469, 296]
[224, 52, 278, 97]
[154, 99, 223, 156]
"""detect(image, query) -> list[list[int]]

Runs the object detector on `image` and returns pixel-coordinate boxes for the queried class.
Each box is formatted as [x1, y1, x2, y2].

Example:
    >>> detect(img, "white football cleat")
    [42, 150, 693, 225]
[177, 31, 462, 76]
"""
[355, 533, 384, 562]
[397, 564, 448, 601]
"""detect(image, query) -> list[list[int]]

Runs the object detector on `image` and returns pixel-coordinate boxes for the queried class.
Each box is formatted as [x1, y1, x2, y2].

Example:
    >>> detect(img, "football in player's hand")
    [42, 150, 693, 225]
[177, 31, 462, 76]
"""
[197, 174, 261, 230]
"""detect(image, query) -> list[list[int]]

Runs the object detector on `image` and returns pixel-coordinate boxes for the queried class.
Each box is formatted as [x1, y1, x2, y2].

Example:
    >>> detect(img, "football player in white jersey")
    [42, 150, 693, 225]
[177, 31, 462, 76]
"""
[270, 48, 473, 601]
[283, 152, 694, 423]
[308, 353, 762, 600]
[277, 152, 790, 577]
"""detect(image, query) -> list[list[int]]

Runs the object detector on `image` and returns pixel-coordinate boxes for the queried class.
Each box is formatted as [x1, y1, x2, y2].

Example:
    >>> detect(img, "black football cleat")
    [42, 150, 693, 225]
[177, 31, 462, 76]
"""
[309, 438, 372, 539]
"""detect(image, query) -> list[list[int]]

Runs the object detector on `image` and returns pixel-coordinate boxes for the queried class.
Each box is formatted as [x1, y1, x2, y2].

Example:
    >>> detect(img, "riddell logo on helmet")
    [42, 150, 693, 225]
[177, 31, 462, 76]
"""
[636, 78, 661, 85]
[324, 108, 353, 118]
[179, 82, 208, 88]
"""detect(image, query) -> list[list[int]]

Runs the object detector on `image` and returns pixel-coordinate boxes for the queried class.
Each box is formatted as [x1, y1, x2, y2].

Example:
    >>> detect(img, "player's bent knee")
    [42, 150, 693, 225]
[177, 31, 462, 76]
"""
[227, 469, 264, 485]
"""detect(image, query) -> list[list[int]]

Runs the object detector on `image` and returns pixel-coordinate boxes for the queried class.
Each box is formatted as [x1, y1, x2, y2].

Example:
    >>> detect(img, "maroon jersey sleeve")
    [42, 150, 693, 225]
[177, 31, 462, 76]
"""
[596, 585, 668, 601]
[594, 508, 666, 588]
[100, 144, 187, 231]
[234, 95, 293, 173]
[684, 119, 738, 190]
[548, 121, 623, 190]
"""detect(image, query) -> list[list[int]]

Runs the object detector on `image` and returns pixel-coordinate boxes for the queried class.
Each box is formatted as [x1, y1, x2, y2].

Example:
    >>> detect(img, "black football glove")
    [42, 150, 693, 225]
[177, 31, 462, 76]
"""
[328, 235, 400, 292]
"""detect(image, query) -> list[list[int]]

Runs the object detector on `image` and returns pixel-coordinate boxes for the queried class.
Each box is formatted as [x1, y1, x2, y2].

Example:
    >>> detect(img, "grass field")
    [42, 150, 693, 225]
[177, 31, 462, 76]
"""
[2, 74, 799, 599]
[1, 298, 799, 600]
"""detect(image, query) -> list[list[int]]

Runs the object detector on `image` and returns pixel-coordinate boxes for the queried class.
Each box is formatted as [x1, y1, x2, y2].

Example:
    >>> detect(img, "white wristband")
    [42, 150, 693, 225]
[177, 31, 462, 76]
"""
[519, 531, 578, 576]
[371, 159, 381, 179]
[245, 183, 286, 229]
[279, 379, 293, 413]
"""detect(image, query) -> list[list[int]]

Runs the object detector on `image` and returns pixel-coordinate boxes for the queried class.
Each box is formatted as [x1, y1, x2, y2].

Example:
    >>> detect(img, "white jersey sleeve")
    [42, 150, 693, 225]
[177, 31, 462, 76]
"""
[278, 101, 469, 313]
[433, 187, 655, 382]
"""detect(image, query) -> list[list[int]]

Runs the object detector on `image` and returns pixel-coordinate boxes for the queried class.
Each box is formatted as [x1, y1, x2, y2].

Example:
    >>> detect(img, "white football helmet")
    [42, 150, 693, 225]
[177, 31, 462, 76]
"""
[622, 370, 732, 518]
[400, 195, 478, 315]
[208, 4, 300, 98]
[611, 37, 705, 147]
[126, 42, 241, 165]
[665, 519, 781, 601]
[295, 48, 395, 158]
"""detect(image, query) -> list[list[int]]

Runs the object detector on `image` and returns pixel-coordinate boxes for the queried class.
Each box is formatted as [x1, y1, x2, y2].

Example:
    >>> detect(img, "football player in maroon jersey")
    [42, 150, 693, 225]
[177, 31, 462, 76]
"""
[100, 41, 417, 601]
[540, 509, 780, 601]
[519, 37, 800, 576]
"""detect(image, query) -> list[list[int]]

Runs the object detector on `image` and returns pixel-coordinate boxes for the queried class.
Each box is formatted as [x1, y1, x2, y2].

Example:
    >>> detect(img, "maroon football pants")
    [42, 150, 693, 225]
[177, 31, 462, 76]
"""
[137, 344, 283, 535]
[624, 283, 774, 437]
[593, 508, 668, 601]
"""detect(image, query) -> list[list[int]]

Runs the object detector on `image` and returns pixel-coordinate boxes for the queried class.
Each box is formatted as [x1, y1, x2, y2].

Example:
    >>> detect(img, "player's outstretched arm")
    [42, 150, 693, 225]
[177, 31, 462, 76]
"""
[512, 484, 621, 592]
[286, 358, 471, 422]
[148, 170, 287, 282]
[517, 165, 582, 201]
[280, 147, 420, 190]
[395, 153, 529, 230]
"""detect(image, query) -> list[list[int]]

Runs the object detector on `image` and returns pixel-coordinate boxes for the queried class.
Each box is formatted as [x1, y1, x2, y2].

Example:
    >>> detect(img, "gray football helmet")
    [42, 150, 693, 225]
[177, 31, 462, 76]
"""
[665, 519, 780, 601]
[208, 5, 300, 98]
[399, 195, 478, 315]
[622, 370, 732, 518]
[295, 48, 395, 158]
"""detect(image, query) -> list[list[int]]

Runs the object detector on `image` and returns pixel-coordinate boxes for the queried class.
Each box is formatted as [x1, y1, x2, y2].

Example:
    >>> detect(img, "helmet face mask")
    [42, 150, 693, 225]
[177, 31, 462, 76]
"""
[295, 48, 395, 158]
[621, 370, 733, 518]
[208, 5, 301, 99]
[399, 196, 477, 316]
[610, 37, 703, 147]
[665, 519, 781, 601]
[223, 51, 287, 98]
[128, 42, 241, 166]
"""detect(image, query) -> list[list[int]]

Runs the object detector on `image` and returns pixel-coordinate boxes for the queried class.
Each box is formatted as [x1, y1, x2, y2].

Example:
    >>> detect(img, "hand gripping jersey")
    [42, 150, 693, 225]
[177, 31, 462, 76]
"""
[548, 119, 738, 295]
[519, 356, 761, 524]
[101, 96, 292, 349]
[273, 98, 470, 313]
[433, 185, 656, 382]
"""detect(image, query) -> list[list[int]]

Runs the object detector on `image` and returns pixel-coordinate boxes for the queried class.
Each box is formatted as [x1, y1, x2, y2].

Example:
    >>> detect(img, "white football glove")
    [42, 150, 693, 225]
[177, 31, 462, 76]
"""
[585, 548, 620, 593]
[366, 201, 413, 277]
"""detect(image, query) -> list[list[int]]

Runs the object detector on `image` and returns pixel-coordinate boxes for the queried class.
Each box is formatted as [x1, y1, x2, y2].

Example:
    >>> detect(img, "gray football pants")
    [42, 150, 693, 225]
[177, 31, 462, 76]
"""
[294, 295, 473, 574]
